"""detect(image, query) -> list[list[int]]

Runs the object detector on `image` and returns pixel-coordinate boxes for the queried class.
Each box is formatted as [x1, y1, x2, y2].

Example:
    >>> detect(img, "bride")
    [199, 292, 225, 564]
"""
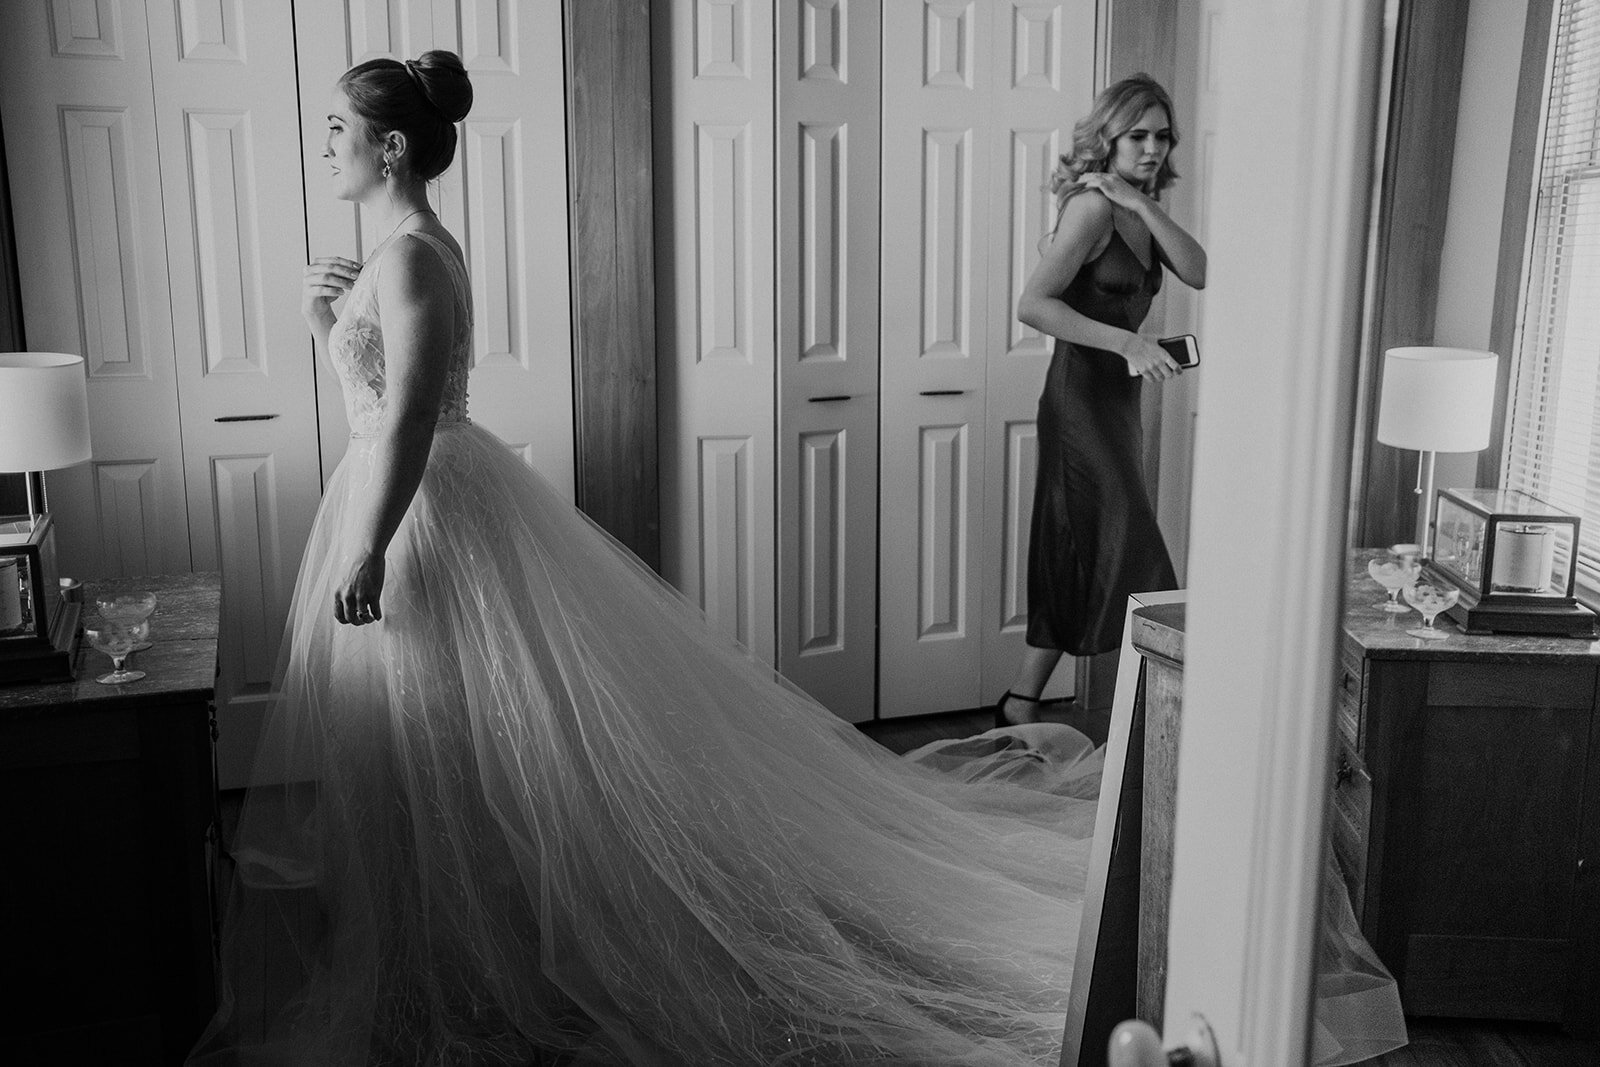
[190, 52, 1403, 1066]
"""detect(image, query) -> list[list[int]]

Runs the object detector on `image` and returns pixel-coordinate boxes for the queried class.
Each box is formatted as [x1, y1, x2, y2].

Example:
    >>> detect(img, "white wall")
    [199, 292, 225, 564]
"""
[1432, 0, 1530, 490]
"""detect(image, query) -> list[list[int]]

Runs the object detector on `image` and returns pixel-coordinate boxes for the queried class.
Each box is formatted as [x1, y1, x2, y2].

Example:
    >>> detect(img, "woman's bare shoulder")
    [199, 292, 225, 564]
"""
[378, 231, 456, 301]
[1058, 186, 1114, 231]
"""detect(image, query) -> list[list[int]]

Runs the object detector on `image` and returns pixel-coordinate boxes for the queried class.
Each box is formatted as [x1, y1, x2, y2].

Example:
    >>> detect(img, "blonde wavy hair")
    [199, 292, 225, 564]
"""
[1050, 73, 1180, 205]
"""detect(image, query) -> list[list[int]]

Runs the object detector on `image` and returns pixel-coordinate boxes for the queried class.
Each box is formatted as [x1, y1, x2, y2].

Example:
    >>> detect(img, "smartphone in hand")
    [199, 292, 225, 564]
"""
[1158, 334, 1200, 370]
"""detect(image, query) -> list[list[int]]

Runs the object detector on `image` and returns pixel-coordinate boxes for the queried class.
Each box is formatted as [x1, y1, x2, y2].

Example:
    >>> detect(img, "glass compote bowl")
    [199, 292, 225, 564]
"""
[1367, 556, 1420, 611]
[96, 590, 157, 651]
[1402, 581, 1461, 640]
[84, 618, 150, 684]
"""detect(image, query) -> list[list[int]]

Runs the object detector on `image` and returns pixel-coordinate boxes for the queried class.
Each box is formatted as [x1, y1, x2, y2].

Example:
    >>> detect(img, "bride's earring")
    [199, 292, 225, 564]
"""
[382, 157, 392, 179]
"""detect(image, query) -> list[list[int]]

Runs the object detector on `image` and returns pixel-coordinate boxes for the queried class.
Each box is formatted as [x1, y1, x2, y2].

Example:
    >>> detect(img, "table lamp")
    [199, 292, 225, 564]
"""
[1375, 346, 1499, 547]
[0, 353, 92, 683]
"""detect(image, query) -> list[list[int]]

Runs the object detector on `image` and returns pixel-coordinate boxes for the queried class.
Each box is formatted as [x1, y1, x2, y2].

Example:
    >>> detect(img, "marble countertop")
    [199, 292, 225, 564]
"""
[0, 572, 221, 714]
[1128, 550, 1600, 666]
[1344, 548, 1600, 662]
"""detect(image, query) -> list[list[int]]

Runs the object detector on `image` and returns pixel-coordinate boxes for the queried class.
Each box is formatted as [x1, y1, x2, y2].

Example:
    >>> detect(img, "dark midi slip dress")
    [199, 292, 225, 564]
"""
[1027, 218, 1177, 655]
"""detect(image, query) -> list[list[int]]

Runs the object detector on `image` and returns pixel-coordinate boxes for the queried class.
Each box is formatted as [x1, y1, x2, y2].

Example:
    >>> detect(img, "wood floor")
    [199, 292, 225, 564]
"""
[1356, 1018, 1600, 1066]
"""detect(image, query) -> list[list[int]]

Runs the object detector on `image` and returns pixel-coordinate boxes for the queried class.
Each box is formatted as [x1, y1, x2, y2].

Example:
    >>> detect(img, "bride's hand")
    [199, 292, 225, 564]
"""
[303, 256, 362, 326]
[334, 551, 385, 626]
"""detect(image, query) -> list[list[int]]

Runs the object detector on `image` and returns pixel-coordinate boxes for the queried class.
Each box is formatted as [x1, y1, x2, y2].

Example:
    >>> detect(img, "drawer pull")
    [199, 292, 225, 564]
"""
[215, 414, 279, 422]
[1341, 671, 1355, 692]
[918, 389, 967, 397]
[807, 394, 852, 403]
[1334, 754, 1353, 787]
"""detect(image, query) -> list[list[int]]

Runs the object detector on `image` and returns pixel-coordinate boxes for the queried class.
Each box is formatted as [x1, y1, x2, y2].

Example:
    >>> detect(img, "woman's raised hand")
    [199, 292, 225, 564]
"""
[1077, 171, 1147, 211]
[1119, 334, 1180, 381]
[302, 256, 362, 326]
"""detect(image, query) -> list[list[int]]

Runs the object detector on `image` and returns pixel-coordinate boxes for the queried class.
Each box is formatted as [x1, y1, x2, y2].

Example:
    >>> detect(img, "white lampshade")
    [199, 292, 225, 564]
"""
[1376, 346, 1499, 453]
[0, 353, 92, 472]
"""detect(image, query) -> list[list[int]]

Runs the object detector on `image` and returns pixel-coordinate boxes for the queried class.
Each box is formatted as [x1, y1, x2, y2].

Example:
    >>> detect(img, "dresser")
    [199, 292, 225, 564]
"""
[0, 573, 221, 1065]
[1130, 552, 1600, 1033]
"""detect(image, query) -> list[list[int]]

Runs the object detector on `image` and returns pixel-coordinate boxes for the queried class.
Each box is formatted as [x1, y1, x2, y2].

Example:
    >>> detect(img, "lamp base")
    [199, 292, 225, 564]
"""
[0, 598, 78, 685]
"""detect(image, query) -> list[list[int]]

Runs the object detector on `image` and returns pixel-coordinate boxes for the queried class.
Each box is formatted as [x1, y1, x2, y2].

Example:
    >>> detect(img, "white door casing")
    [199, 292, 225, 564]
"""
[293, 0, 576, 492]
[1162, 0, 1382, 1061]
[0, 0, 194, 581]
[774, 0, 881, 722]
[655, 0, 778, 662]
[878, 0, 1094, 718]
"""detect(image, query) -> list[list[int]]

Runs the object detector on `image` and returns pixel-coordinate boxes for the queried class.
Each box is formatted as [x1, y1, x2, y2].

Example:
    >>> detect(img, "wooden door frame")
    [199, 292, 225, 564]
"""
[565, 0, 660, 570]
[0, 109, 28, 516]
[1162, 0, 1383, 1059]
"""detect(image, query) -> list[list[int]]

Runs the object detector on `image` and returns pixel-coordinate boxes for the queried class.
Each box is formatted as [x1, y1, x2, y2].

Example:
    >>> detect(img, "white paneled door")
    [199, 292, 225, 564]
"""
[878, 0, 1094, 717]
[655, 0, 1097, 720]
[0, 0, 323, 785]
[0, 0, 195, 581]
[775, 0, 881, 722]
[292, 0, 575, 492]
[655, 0, 778, 661]
[142, 0, 323, 777]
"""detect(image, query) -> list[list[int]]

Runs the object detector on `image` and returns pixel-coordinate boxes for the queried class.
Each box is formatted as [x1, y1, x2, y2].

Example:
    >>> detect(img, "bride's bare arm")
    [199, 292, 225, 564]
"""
[334, 237, 456, 625]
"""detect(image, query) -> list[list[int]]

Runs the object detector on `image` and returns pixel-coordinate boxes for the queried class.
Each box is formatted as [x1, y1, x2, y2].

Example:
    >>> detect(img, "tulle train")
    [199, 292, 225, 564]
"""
[189, 423, 1104, 1066]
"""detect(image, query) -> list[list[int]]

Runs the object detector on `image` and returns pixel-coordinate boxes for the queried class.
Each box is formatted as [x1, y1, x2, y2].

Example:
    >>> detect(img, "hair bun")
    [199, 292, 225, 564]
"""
[410, 50, 473, 124]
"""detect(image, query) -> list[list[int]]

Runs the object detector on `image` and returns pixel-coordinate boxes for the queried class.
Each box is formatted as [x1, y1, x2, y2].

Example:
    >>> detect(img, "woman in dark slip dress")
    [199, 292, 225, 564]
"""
[998, 74, 1208, 727]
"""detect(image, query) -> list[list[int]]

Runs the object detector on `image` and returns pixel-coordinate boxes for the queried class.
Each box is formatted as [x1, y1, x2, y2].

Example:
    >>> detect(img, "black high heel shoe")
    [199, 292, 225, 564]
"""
[994, 690, 1045, 729]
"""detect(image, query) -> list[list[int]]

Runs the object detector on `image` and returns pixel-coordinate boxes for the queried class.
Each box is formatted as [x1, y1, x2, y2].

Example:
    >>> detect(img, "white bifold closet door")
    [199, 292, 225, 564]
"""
[657, 0, 1095, 722]
[0, 0, 323, 782]
[0, 0, 574, 786]
[877, 0, 1095, 718]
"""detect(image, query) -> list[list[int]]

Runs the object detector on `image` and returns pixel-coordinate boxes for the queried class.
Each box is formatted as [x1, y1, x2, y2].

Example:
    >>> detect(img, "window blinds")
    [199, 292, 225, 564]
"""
[1504, 0, 1600, 592]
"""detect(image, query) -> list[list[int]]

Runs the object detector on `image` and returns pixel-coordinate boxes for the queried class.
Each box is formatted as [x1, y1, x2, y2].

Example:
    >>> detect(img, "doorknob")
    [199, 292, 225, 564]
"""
[1108, 1015, 1221, 1067]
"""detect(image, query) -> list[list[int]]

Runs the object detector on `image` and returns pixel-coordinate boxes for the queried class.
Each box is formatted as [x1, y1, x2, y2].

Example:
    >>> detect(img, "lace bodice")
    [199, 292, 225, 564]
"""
[328, 230, 473, 437]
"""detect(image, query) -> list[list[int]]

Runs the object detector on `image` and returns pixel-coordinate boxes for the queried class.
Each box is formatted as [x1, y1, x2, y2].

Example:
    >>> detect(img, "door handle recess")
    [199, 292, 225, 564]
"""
[214, 414, 280, 422]
[918, 389, 967, 397]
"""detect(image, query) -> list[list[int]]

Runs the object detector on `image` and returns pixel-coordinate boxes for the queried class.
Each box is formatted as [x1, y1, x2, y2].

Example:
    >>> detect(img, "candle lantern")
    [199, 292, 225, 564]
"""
[1425, 487, 1598, 637]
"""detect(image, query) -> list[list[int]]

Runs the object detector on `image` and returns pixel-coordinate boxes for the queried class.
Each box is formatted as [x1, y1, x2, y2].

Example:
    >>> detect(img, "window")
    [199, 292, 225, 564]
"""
[1503, 0, 1600, 592]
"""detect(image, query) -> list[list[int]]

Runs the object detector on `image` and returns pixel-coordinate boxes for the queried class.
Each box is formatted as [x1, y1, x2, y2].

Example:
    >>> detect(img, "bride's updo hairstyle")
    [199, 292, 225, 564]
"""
[339, 50, 473, 181]
[1049, 73, 1180, 204]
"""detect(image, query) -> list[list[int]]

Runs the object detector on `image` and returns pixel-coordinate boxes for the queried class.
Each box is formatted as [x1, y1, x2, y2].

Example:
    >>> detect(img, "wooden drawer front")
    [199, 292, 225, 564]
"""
[1330, 743, 1372, 920]
[1426, 661, 1596, 709]
[1401, 934, 1570, 1021]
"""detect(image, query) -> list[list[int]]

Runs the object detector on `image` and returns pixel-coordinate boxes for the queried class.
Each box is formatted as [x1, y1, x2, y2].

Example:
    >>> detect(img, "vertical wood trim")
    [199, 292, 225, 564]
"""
[565, 0, 661, 569]
[0, 110, 29, 516]
[1479, 0, 1557, 491]
[1105, 0, 1180, 505]
[1356, 0, 1472, 549]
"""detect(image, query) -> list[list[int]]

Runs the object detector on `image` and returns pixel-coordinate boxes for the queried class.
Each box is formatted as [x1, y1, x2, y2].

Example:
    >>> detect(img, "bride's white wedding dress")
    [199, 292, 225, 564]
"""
[190, 232, 1404, 1066]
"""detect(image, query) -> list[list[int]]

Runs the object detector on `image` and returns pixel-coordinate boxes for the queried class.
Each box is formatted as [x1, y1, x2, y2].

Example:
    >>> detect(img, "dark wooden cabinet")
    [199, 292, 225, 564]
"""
[0, 573, 221, 1065]
[1336, 554, 1600, 1032]
[1128, 553, 1600, 1034]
